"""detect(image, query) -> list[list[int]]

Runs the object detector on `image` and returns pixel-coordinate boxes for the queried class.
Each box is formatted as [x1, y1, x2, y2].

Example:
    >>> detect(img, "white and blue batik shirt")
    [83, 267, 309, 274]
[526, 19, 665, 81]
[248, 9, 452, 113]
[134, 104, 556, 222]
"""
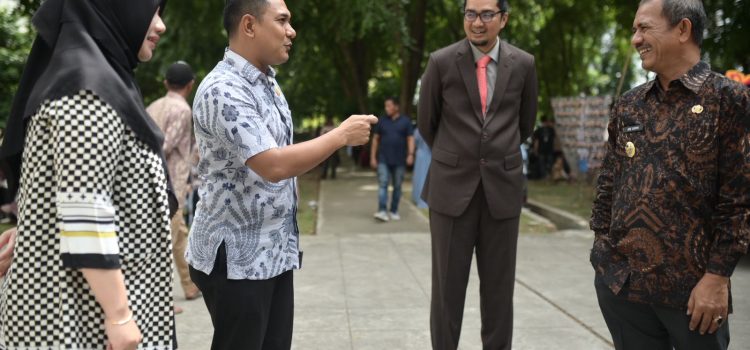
[186, 49, 300, 280]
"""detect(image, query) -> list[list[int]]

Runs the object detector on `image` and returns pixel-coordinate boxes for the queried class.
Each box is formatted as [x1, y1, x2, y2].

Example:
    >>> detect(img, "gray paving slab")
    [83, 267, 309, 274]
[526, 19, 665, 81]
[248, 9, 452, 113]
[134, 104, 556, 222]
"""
[351, 330, 432, 350]
[292, 331, 352, 350]
[174, 169, 750, 349]
[316, 173, 429, 236]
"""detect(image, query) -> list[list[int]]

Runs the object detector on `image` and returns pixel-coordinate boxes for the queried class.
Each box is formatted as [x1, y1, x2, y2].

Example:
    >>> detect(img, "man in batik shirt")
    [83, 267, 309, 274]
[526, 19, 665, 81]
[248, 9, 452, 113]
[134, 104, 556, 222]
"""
[186, 0, 377, 348]
[146, 61, 200, 310]
[590, 1, 750, 349]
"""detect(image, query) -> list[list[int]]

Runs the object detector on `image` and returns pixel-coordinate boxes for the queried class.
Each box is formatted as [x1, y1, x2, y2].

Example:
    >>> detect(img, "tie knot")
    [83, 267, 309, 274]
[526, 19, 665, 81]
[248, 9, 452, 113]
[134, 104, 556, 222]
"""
[477, 55, 491, 68]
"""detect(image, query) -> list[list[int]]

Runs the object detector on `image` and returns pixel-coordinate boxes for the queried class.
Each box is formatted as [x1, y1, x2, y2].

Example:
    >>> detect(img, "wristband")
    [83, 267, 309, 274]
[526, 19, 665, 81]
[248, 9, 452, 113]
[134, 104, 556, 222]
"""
[110, 310, 134, 326]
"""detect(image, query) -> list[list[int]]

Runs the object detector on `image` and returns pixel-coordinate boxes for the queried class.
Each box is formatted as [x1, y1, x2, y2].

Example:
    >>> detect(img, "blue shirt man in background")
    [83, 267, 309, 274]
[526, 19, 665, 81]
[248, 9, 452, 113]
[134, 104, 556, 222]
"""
[370, 97, 415, 221]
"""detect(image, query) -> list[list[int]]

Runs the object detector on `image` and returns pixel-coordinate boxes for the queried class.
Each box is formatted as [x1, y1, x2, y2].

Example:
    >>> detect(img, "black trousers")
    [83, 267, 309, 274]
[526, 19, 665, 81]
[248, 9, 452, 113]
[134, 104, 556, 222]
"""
[190, 243, 294, 350]
[595, 278, 729, 350]
[430, 186, 520, 350]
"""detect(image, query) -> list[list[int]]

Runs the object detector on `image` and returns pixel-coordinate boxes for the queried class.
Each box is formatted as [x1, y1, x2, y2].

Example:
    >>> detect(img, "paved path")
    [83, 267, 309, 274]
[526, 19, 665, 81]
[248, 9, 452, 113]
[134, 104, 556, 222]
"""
[174, 169, 750, 349]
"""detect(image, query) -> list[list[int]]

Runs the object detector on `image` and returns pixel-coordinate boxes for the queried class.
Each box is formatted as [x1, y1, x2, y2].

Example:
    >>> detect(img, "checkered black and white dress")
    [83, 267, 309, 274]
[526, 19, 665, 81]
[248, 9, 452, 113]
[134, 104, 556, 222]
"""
[0, 91, 174, 349]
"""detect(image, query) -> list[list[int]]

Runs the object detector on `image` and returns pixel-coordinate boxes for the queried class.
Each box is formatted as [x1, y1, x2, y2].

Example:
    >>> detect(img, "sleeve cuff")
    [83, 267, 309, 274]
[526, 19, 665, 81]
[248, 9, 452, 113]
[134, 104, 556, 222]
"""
[62, 253, 121, 269]
[706, 258, 740, 278]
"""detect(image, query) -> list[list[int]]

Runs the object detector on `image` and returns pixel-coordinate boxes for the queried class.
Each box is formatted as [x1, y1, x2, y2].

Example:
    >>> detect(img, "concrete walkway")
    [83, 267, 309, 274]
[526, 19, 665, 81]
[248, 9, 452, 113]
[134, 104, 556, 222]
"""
[174, 169, 750, 349]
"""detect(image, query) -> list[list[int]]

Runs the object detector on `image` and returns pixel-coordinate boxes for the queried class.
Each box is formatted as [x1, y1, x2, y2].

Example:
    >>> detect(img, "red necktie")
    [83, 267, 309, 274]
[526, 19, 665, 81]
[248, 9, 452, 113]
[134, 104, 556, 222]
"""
[477, 55, 492, 116]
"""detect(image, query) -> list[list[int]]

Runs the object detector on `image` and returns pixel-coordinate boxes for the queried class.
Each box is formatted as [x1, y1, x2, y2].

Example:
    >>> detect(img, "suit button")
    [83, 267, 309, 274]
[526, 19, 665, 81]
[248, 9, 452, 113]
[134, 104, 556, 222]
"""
[480, 158, 487, 165]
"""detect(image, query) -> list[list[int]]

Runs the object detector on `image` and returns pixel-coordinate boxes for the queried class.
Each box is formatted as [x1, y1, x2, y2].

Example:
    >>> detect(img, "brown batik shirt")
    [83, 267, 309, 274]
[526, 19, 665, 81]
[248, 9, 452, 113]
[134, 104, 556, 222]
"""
[590, 62, 750, 309]
[146, 91, 196, 206]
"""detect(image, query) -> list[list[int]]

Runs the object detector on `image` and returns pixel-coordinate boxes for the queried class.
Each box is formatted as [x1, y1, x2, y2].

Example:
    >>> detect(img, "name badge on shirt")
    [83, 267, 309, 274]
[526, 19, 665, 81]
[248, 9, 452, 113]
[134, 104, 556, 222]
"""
[624, 124, 644, 133]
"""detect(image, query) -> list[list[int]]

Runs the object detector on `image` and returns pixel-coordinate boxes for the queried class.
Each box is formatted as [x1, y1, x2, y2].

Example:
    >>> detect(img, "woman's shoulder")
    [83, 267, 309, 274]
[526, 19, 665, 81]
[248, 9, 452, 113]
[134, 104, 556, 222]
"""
[43, 90, 116, 113]
[31, 90, 125, 139]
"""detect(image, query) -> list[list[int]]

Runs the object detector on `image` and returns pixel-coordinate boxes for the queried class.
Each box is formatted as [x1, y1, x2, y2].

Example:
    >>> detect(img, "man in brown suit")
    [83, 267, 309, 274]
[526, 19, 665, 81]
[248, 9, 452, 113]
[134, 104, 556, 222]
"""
[417, 0, 537, 348]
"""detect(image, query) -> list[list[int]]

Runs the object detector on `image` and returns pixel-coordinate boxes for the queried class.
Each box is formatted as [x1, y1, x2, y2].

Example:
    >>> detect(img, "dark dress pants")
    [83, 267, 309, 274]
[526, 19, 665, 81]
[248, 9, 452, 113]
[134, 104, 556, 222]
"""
[190, 243, 294, 350]
[430, 186, 520, 350]
[595, 278, 729, 350]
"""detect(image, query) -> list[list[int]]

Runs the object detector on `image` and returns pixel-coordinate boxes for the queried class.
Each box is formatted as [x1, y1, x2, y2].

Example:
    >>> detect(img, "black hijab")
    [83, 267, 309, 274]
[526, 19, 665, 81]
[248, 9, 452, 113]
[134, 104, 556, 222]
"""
[0, 0, 177, 216]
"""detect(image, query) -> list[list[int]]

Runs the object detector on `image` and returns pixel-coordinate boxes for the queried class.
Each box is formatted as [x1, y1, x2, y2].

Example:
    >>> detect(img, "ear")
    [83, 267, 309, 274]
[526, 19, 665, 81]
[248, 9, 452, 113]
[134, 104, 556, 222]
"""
[677, 18, 693, 44]
[240, 14, 257, 38]
[163, 80, 169, 90]
[499, 12, 510, 30]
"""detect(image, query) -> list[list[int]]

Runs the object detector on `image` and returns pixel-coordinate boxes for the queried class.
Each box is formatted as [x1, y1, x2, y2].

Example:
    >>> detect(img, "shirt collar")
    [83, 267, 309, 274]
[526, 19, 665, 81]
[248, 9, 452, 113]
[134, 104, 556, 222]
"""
[647, 61, 711, 95]
[470, 37, 500, 64]
[223, 48, 277, 84]
[166, 90, 187, 102]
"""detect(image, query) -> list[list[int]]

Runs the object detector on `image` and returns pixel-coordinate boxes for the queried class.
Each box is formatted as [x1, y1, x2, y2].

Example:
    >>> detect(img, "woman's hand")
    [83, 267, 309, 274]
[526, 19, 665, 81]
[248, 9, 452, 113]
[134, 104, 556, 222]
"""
[0, 227, 17, 277]
[105, 311, 143, 350]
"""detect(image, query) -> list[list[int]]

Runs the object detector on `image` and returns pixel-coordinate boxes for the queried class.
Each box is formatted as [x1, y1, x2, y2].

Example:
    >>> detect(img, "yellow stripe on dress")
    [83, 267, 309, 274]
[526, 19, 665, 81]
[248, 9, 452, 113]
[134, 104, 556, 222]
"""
[60, 231, 117, 238]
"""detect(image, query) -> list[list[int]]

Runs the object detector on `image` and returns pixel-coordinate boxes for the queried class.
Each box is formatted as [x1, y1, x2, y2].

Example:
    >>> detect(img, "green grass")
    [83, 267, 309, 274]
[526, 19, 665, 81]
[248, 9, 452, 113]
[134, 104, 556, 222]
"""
[296, 171, 320, 235]
[526, 179, 596, 219]
[0, 224, 14, 233]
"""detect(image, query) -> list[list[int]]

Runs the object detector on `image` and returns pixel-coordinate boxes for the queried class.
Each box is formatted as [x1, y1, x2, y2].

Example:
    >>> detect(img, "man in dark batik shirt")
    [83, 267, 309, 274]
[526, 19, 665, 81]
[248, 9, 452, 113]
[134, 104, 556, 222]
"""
[590, 0, 750, 349]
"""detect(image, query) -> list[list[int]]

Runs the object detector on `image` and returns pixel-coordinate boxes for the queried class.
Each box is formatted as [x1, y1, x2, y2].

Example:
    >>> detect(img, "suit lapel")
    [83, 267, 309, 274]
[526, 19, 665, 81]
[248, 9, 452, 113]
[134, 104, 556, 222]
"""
[456, 40, 483, 123]
[486, 40, 513, 122]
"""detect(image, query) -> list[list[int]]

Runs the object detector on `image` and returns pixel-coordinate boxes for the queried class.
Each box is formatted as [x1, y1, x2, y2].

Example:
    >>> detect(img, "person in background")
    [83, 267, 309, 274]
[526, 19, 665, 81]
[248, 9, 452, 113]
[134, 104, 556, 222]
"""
[411, 128, 430, 209]
[319, 117, 340, 179]
[370, 97, 415, 222]
[0, 167, 16, 225]
[532, 115, 557, 179]
[146, 61, 202, 314]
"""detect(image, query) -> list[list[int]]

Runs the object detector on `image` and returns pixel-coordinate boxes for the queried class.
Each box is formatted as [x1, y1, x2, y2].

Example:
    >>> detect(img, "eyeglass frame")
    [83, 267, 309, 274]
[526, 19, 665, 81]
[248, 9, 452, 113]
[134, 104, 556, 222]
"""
[463, 10, 506, 23]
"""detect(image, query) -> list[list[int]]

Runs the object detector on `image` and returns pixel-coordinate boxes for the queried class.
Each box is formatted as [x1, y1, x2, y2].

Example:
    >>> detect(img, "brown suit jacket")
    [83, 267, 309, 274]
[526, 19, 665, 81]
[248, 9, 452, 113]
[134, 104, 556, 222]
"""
[418, 39, 538, 219]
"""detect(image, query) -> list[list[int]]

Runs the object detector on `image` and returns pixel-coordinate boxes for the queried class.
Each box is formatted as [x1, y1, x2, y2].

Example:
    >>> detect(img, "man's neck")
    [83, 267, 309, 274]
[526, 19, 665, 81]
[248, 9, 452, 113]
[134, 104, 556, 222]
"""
[228, 42, 270, 74]
[475, 37, 498, 54]
[389, 113, 400, 120]
[168, 89, 189, 100]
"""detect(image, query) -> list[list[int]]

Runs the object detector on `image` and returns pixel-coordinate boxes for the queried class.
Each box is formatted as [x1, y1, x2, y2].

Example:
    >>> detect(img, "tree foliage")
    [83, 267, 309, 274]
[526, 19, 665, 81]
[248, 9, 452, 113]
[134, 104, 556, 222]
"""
[0, 7, 32, 128]
[702, 0, 750, 71]
[134, 1, 227, 106]
[2, 0, 749, 129]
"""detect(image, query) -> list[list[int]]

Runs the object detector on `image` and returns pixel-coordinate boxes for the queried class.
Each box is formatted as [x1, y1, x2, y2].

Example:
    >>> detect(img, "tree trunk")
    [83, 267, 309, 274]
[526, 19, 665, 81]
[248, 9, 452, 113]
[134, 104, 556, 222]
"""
[336, 40, 372, 113]
[399, 0, 427, 117]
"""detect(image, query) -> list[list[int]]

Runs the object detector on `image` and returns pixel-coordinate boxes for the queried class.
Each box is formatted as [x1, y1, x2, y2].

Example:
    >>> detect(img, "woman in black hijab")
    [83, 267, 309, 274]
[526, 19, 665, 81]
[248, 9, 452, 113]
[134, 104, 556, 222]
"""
[0, 1, 177, 349]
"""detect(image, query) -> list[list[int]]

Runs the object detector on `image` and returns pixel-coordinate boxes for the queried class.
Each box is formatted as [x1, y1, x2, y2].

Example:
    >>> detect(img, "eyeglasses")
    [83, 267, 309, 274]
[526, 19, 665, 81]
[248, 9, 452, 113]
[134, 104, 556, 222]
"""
[464, 10, 505, 23]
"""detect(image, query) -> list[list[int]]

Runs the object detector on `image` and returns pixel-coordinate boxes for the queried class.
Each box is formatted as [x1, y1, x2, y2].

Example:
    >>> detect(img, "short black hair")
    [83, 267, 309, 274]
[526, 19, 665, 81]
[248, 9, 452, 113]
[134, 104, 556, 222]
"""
[165, 61, 195, 89]
[223, 0, 269, 38]
[463, 0, 509, 12]
[384, 96, 400, 106]
[639, 0, 707, 46]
